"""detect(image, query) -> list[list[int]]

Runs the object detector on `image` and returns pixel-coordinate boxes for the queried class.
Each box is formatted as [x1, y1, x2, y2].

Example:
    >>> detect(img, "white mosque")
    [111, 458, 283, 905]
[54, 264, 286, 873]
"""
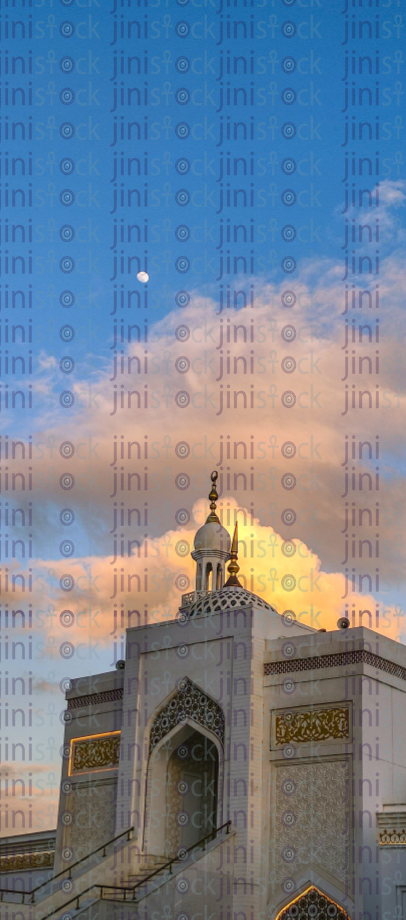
[1, 472, 406, 920]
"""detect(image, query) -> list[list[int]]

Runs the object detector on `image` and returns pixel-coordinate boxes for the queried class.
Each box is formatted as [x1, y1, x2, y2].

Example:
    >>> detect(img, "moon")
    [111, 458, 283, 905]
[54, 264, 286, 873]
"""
[137, 271, 149, 283]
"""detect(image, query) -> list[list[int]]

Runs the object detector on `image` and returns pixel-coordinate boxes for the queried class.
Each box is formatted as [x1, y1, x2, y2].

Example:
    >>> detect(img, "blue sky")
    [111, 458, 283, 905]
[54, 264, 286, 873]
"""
[2, 0, 405, 832]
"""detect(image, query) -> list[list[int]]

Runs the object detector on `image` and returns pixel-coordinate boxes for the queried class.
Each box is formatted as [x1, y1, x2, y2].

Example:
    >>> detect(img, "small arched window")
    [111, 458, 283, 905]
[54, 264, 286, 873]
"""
[205, 562, 213, 591]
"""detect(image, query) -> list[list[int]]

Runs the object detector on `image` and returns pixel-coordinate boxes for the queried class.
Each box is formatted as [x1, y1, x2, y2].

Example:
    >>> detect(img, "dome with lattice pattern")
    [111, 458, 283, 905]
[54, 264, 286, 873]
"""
[184, 585, 277, 619]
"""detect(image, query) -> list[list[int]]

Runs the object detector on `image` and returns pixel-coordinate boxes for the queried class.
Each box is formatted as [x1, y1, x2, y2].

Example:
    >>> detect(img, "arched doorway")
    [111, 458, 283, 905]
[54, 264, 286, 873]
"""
[145, 678, 224, 858]
[145, 723, 220, 858]
[275, 886, 350, 919]
[166, 729, 218, 854]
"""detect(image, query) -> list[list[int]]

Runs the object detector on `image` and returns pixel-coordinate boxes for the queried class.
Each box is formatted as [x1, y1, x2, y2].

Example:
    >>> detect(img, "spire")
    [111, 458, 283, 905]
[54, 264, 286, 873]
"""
[192, 471, 231, 594]
[206, 470, 220, 523]
[224, 522, 242, 587]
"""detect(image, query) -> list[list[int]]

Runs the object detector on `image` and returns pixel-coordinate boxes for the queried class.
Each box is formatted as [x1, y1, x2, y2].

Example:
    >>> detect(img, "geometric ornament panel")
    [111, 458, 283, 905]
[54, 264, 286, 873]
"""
[275, 886, 350, 919]
[149, 677, 224, 753]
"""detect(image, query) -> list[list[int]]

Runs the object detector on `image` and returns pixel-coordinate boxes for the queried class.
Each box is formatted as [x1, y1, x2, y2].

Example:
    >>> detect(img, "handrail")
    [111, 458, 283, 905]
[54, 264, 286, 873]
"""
[38, 820, 232, 919]
[0, 827, 134, 906]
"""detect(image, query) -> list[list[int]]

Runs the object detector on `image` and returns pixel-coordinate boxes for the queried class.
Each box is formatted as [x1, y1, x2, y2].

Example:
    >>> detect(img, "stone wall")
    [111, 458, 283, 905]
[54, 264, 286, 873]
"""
[272, 760, 350, 893]
[61, 778, 117, 861]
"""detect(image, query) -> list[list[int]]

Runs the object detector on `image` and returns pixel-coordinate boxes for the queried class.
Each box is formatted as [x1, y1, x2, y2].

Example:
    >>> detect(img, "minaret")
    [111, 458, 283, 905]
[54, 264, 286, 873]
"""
[191, 472, 231, 594]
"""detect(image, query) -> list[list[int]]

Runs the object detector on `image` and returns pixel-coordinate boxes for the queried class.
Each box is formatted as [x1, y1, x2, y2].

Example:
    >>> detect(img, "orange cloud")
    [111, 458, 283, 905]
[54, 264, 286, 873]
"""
[5, 498, 400, 645]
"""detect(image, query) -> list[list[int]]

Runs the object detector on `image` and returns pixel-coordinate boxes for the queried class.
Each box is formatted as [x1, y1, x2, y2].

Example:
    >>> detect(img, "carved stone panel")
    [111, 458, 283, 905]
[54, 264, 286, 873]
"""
[61, 780, 117, 859]
[273, 761, 350, 889]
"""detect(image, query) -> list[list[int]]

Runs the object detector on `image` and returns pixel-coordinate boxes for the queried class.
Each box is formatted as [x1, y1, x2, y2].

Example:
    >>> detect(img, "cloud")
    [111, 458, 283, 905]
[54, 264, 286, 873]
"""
[3, 214, 406, 672]
[31, 679, 61, 695]
[0, 763, 60, 837]
[7, 246, 404, 582]
[3, 497, 403, 645]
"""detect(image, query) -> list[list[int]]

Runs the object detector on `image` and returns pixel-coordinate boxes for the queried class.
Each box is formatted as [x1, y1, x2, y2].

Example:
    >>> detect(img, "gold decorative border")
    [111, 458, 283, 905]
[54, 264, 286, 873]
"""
[380, 828, 406, 845]
[0, 851, 54, 872]
[274, 707, 350, 746]
[68, 731, 121, 776]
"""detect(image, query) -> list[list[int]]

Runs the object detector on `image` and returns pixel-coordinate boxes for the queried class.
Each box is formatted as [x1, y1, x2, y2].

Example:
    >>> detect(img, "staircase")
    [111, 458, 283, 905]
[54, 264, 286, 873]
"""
[0, 822, 233, 920]
[0, 828, 134, 917]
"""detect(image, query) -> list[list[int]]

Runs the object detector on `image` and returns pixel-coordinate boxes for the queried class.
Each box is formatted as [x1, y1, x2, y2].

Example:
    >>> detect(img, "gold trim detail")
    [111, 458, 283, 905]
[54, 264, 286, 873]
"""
[0, 851, 54, 872]
[275, 707, 350, 745]
[69, 732, 121, 775]
[380, 828, 406, 845]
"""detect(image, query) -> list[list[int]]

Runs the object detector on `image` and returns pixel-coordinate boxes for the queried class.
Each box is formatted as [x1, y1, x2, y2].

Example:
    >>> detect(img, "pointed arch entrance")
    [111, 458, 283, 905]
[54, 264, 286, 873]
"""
[145, 678, 224, 858]
[165, 728, 219, 853]
[275, 886, 350, 920]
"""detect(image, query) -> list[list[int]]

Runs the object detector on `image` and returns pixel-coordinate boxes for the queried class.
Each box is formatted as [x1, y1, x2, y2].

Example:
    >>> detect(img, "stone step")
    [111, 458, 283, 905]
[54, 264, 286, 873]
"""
[130, 856, 167, 869]
[128, 866, 166, 879]
[126, 859, 169, 884]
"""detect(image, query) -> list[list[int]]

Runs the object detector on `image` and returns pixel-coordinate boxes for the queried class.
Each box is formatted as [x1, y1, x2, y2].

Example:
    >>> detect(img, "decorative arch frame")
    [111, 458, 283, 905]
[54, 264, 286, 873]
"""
[148, 676, 225, 754]
[274, 885, 351, 920]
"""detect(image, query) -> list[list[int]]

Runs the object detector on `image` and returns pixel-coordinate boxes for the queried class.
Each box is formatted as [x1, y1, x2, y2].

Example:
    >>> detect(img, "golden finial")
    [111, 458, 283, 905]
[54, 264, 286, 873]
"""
[206, 471, 220, 523]
[224, 522, 242, 587]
